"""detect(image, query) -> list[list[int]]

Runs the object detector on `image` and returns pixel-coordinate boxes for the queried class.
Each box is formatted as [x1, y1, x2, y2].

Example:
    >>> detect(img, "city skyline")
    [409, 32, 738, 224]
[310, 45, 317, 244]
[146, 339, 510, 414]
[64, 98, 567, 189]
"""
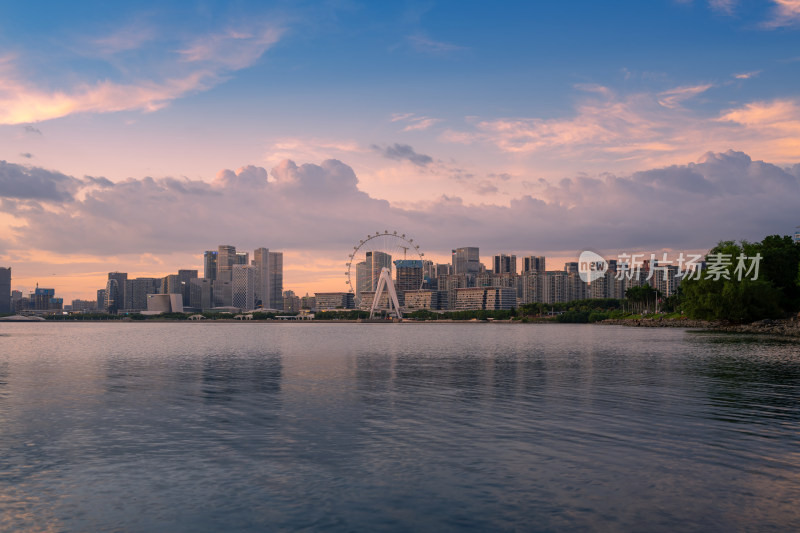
[2, 1, 800, 300]
[2, 240, 715, 309]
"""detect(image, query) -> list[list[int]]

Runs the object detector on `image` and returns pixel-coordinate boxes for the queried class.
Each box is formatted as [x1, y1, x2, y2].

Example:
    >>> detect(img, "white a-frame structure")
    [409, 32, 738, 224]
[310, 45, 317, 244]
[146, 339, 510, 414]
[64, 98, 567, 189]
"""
[370, 267, 403, 319]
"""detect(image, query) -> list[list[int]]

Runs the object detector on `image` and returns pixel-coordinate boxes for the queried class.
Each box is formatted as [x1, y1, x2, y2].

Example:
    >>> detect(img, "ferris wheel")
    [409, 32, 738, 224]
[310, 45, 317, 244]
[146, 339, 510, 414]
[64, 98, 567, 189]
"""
[345, 230, 425, 307]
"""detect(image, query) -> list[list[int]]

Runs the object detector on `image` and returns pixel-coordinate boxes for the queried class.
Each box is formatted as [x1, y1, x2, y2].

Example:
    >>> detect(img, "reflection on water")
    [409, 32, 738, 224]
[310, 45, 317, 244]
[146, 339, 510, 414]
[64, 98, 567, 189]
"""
[0, 322, 799, 532]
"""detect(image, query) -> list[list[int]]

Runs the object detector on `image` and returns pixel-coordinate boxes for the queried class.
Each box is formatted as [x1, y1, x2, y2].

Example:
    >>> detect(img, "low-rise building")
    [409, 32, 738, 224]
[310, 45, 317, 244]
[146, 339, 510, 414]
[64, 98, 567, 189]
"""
[314, 292, 355, 310]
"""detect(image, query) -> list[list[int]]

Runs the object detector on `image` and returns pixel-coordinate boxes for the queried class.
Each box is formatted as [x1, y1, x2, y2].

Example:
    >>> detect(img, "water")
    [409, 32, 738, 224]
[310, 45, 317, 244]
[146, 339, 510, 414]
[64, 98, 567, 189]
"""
[1, 322, 799, 532]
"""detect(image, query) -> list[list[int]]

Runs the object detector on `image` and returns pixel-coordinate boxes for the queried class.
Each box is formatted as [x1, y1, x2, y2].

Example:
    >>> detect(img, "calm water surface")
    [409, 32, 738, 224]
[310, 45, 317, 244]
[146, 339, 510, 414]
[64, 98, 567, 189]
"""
[1, 322, 799, 532]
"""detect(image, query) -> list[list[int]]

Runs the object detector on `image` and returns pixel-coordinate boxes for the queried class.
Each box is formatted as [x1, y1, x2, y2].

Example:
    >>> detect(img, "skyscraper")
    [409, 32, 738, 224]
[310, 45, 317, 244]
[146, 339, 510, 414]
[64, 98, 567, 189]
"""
[268, 251, 283, 310]
[126, 277, 160, 311]
[178, 269, 198, 306]
[105, 279, 120, 314]
[523, 256, 546, 274]
[452, 247, 481, 276]
[356, 251, 392, 302]
[253, 248, 271, 308]
[213, 279, 233, 307]
[204, 250, 218, 281]
[232, 264, 256, 310]
[162, 274, 182, 295]
[355, 260, 371, 301]
[394, 259, 423, 305]
[107, 272, 127, 311]
[0, 267, 10, 313]
[190, 278, 214, 310]
[493, 254, 517, 274]
[217, 245, 236, 280]
[435, 263, 452, 277]
[452, 247, 480, 289]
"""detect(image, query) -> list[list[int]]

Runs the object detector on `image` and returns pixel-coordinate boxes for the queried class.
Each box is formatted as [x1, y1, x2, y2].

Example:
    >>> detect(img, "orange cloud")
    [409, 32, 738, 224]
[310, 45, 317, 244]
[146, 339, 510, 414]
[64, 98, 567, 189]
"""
[763, 0, 800, 28]
[441, 86, 800, 168]
[0, 24, 282, 125]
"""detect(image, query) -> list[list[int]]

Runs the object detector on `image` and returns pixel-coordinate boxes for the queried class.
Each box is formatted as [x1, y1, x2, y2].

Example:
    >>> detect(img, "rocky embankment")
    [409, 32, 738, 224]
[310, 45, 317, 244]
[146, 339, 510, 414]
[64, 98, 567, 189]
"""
[600, 316, 800, 337]
[599, 317, 718, 328]
[709, 317, 800, 337]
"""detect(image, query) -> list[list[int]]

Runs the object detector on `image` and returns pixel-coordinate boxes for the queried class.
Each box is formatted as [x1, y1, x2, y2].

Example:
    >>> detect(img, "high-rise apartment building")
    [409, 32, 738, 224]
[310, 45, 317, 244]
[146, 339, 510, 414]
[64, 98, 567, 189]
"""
[435, 263, 452, 277]
[204, 251, 218, 281]
[268, 251, 283, 310]
[493, 254, 517, 274]
[422, 260, 435, 282]
[523, 256, 546, 273]
[542, 271, 568, 304]
[0, 267, 10, 313]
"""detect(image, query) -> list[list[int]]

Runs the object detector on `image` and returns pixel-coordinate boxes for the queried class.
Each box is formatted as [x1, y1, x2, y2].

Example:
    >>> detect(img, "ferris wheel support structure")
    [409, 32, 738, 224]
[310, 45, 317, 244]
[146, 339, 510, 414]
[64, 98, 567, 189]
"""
[370, 267, 403, 319]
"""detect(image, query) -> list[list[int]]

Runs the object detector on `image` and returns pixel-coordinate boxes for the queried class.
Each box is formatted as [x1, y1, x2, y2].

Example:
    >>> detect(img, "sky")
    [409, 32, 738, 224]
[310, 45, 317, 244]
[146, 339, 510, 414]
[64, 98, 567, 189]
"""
[2, 0, 800, 301]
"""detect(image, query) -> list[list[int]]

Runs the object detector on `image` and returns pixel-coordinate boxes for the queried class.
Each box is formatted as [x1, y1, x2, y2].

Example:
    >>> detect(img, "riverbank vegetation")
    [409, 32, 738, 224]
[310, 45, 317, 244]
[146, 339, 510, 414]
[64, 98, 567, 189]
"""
[680, 235, 800, 322]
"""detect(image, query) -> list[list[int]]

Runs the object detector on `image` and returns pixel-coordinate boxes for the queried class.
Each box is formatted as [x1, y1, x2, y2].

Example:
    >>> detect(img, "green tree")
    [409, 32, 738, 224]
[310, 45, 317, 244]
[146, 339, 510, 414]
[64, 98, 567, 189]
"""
[625, 285, 660, 314]
[680, 239, 785, 322]
[757, 234, 800, 312]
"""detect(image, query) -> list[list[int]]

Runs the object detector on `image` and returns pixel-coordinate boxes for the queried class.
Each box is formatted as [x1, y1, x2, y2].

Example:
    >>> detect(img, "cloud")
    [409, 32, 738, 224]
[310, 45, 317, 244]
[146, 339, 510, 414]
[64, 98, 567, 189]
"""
[24, 125, 42, 135]
[178, 26, 283, 70]
[709, 0, 736, 15]
[372, 143, 433, 166]
[390, 112, 443, 132]
[19, 153, 33, 159]
[0, 23, 283, 125]
[0, 68, 211, 124]
[0, 160, 83, 202]
[91, 21, 158, 56]
[2, 152, 798, 262]
[657, 84, 713, 108]
[406, 34, 467, 54]
[265, 137, 363, 164]
[441, 85, 800, 168]
[733, 71, 760, 80]
[763, 0, 800, 28]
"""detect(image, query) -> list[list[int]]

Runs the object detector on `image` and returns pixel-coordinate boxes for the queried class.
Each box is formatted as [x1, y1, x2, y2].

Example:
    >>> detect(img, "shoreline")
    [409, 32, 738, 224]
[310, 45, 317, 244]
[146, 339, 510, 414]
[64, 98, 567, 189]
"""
[599, 316, 800, 337]
[5, 315, 800, 337]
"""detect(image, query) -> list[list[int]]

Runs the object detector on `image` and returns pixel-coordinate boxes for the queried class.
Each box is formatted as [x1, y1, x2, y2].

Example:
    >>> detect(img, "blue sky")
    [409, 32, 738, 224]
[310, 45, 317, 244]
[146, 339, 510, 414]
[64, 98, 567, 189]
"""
[1, 0, 800, 298]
